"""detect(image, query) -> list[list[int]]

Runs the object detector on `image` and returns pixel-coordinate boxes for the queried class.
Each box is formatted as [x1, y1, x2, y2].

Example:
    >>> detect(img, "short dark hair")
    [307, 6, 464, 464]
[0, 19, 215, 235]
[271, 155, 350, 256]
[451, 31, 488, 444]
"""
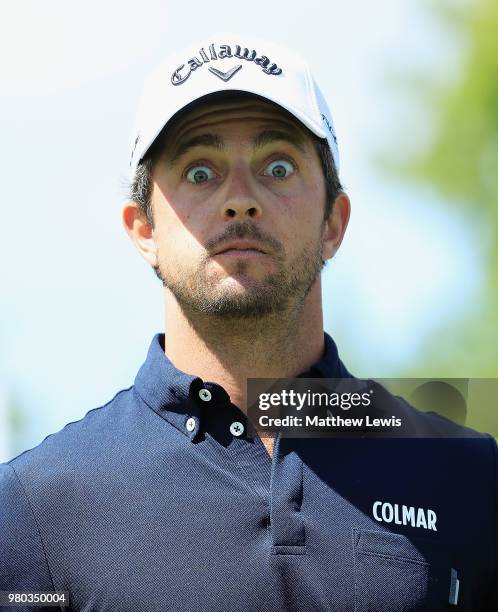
[128, 93, 344, 228]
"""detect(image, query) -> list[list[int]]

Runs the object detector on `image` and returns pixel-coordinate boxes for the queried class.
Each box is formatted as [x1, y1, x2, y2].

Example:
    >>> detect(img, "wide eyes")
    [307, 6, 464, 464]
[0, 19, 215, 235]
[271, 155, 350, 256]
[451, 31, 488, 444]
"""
[184, 158, 296, 185]
[263, 159, 295, 179]
[185, 165, 216, 184]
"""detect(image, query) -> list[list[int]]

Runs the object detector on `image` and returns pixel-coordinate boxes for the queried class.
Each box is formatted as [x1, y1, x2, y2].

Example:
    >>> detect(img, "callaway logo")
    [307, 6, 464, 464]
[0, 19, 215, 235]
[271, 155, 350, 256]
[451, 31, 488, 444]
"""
[171, 43, 283, 86]
[209, 64, 242, 81]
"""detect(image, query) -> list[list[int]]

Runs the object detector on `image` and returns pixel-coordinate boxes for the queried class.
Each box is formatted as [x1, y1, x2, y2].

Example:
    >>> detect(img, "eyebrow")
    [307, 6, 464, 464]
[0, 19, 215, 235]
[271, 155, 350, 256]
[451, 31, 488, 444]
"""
[168, 128, 307, 167]
[252, 129, 307, 154]
[169, 134, 224, 166]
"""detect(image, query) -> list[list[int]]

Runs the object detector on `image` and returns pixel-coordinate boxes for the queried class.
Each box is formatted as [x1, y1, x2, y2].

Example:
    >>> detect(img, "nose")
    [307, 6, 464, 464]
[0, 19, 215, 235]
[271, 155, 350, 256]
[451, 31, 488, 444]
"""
[220, 170, 262, 220]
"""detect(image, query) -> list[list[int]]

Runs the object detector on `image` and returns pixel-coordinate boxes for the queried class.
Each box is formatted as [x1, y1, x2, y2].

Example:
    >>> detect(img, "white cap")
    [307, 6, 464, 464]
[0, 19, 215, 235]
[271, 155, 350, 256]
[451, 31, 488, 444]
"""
[129, 33, 339, 176]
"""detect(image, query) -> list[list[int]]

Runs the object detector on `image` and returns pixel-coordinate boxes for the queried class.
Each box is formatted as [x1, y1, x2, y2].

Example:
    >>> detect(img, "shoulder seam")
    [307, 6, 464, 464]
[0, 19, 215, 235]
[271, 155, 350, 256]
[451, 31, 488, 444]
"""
[6, 386, 135, 464]
[7, 463, 57, 592]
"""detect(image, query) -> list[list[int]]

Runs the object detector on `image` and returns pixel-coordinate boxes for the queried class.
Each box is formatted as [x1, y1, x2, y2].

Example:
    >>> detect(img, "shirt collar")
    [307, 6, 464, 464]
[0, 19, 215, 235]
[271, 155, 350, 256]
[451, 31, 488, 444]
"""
[300, 330, 353, 380]
[134, 331, 352, 440]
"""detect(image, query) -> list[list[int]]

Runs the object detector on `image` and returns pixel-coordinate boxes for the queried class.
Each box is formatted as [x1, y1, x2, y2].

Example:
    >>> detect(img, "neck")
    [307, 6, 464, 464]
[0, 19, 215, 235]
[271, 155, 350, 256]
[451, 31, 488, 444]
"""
[163, 280, 325, 412]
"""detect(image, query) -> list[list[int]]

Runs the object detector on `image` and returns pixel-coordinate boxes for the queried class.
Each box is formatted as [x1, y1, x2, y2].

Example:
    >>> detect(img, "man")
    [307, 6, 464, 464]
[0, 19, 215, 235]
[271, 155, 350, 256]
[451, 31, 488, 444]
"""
[1, 34, 496, 612]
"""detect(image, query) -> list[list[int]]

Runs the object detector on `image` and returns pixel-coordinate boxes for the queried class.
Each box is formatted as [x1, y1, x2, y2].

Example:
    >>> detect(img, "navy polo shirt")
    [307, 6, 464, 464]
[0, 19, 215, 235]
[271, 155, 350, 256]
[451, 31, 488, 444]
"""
[1, 331, 497, 611]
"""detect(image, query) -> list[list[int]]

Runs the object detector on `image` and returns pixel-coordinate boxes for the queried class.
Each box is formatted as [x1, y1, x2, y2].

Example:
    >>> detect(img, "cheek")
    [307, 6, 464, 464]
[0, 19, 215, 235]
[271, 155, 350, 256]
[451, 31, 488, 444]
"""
[152, 205, 197, 266]
[153, 180, 212, 237]
[279, 182, 325, 242]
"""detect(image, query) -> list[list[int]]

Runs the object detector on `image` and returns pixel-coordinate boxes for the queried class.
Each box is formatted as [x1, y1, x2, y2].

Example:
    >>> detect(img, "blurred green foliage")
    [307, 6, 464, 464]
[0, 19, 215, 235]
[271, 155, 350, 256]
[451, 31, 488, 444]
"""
[379, 0, 498, 378]
[6, 391, 26, 459]
[7, 393, 25, 435]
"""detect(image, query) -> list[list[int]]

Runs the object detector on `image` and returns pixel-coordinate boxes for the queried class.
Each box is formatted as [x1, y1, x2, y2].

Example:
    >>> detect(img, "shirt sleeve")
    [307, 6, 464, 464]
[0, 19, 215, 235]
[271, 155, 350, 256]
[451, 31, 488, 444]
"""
[0, 462, 58, 611]
[479, 434, 498, 612]
[489, 435, 498, 611]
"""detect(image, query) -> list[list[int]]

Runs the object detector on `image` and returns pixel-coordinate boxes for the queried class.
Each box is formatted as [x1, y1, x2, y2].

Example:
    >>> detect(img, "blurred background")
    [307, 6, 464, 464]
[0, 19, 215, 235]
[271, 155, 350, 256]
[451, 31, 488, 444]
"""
[1, 0, 497, 462]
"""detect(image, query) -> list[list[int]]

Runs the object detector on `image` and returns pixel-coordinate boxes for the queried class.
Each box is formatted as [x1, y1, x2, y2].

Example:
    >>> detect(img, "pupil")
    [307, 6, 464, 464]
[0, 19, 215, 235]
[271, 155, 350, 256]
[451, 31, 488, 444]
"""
[272, 165, 285, 177]
[194, 169, 207, 183]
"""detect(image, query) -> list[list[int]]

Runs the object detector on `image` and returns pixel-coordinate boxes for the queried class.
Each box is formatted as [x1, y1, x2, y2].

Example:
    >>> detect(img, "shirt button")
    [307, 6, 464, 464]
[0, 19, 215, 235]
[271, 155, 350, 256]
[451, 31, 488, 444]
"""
[198, 388, 212, 402]
[230, 421, 244, 437]
[185, 417, 196, 432]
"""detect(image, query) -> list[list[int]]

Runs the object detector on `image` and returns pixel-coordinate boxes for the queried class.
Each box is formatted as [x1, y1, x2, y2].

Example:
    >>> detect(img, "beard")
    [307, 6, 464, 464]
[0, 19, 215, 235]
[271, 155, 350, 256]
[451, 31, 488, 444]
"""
[153, 225, 327, 319]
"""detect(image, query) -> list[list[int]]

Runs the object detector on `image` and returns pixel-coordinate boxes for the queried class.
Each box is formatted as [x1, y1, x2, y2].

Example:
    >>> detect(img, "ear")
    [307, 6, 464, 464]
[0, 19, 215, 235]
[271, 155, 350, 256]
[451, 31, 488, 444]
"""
[121, 201, 158, 268]
[321, 192, 351, 261]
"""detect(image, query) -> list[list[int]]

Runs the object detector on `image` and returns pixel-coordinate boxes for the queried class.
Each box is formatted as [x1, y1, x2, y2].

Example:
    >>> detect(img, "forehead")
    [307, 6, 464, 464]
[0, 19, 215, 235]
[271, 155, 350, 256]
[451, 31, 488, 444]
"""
[149, 92, 314, 159]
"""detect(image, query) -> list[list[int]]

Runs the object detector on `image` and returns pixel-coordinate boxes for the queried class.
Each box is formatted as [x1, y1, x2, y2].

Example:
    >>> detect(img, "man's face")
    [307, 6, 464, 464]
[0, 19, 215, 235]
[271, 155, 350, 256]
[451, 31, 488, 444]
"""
[148, 97, 332, 319]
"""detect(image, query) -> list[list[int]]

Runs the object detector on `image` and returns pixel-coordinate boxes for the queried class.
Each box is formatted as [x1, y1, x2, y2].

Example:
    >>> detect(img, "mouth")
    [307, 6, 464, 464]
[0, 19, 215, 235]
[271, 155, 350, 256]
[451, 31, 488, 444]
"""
[214, 240, 268, 256]
[214, 248, 267, 259]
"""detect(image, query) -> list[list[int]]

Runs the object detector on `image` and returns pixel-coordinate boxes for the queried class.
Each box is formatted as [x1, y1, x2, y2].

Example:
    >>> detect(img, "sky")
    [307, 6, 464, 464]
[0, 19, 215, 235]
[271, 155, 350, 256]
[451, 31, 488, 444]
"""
[0, 0, 483, 461]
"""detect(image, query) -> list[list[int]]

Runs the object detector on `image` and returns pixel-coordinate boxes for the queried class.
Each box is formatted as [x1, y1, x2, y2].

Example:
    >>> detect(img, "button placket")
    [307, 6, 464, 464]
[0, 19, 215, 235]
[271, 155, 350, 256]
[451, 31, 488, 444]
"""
[197, 382, 272, 509]
[270, 437, 306, 553]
